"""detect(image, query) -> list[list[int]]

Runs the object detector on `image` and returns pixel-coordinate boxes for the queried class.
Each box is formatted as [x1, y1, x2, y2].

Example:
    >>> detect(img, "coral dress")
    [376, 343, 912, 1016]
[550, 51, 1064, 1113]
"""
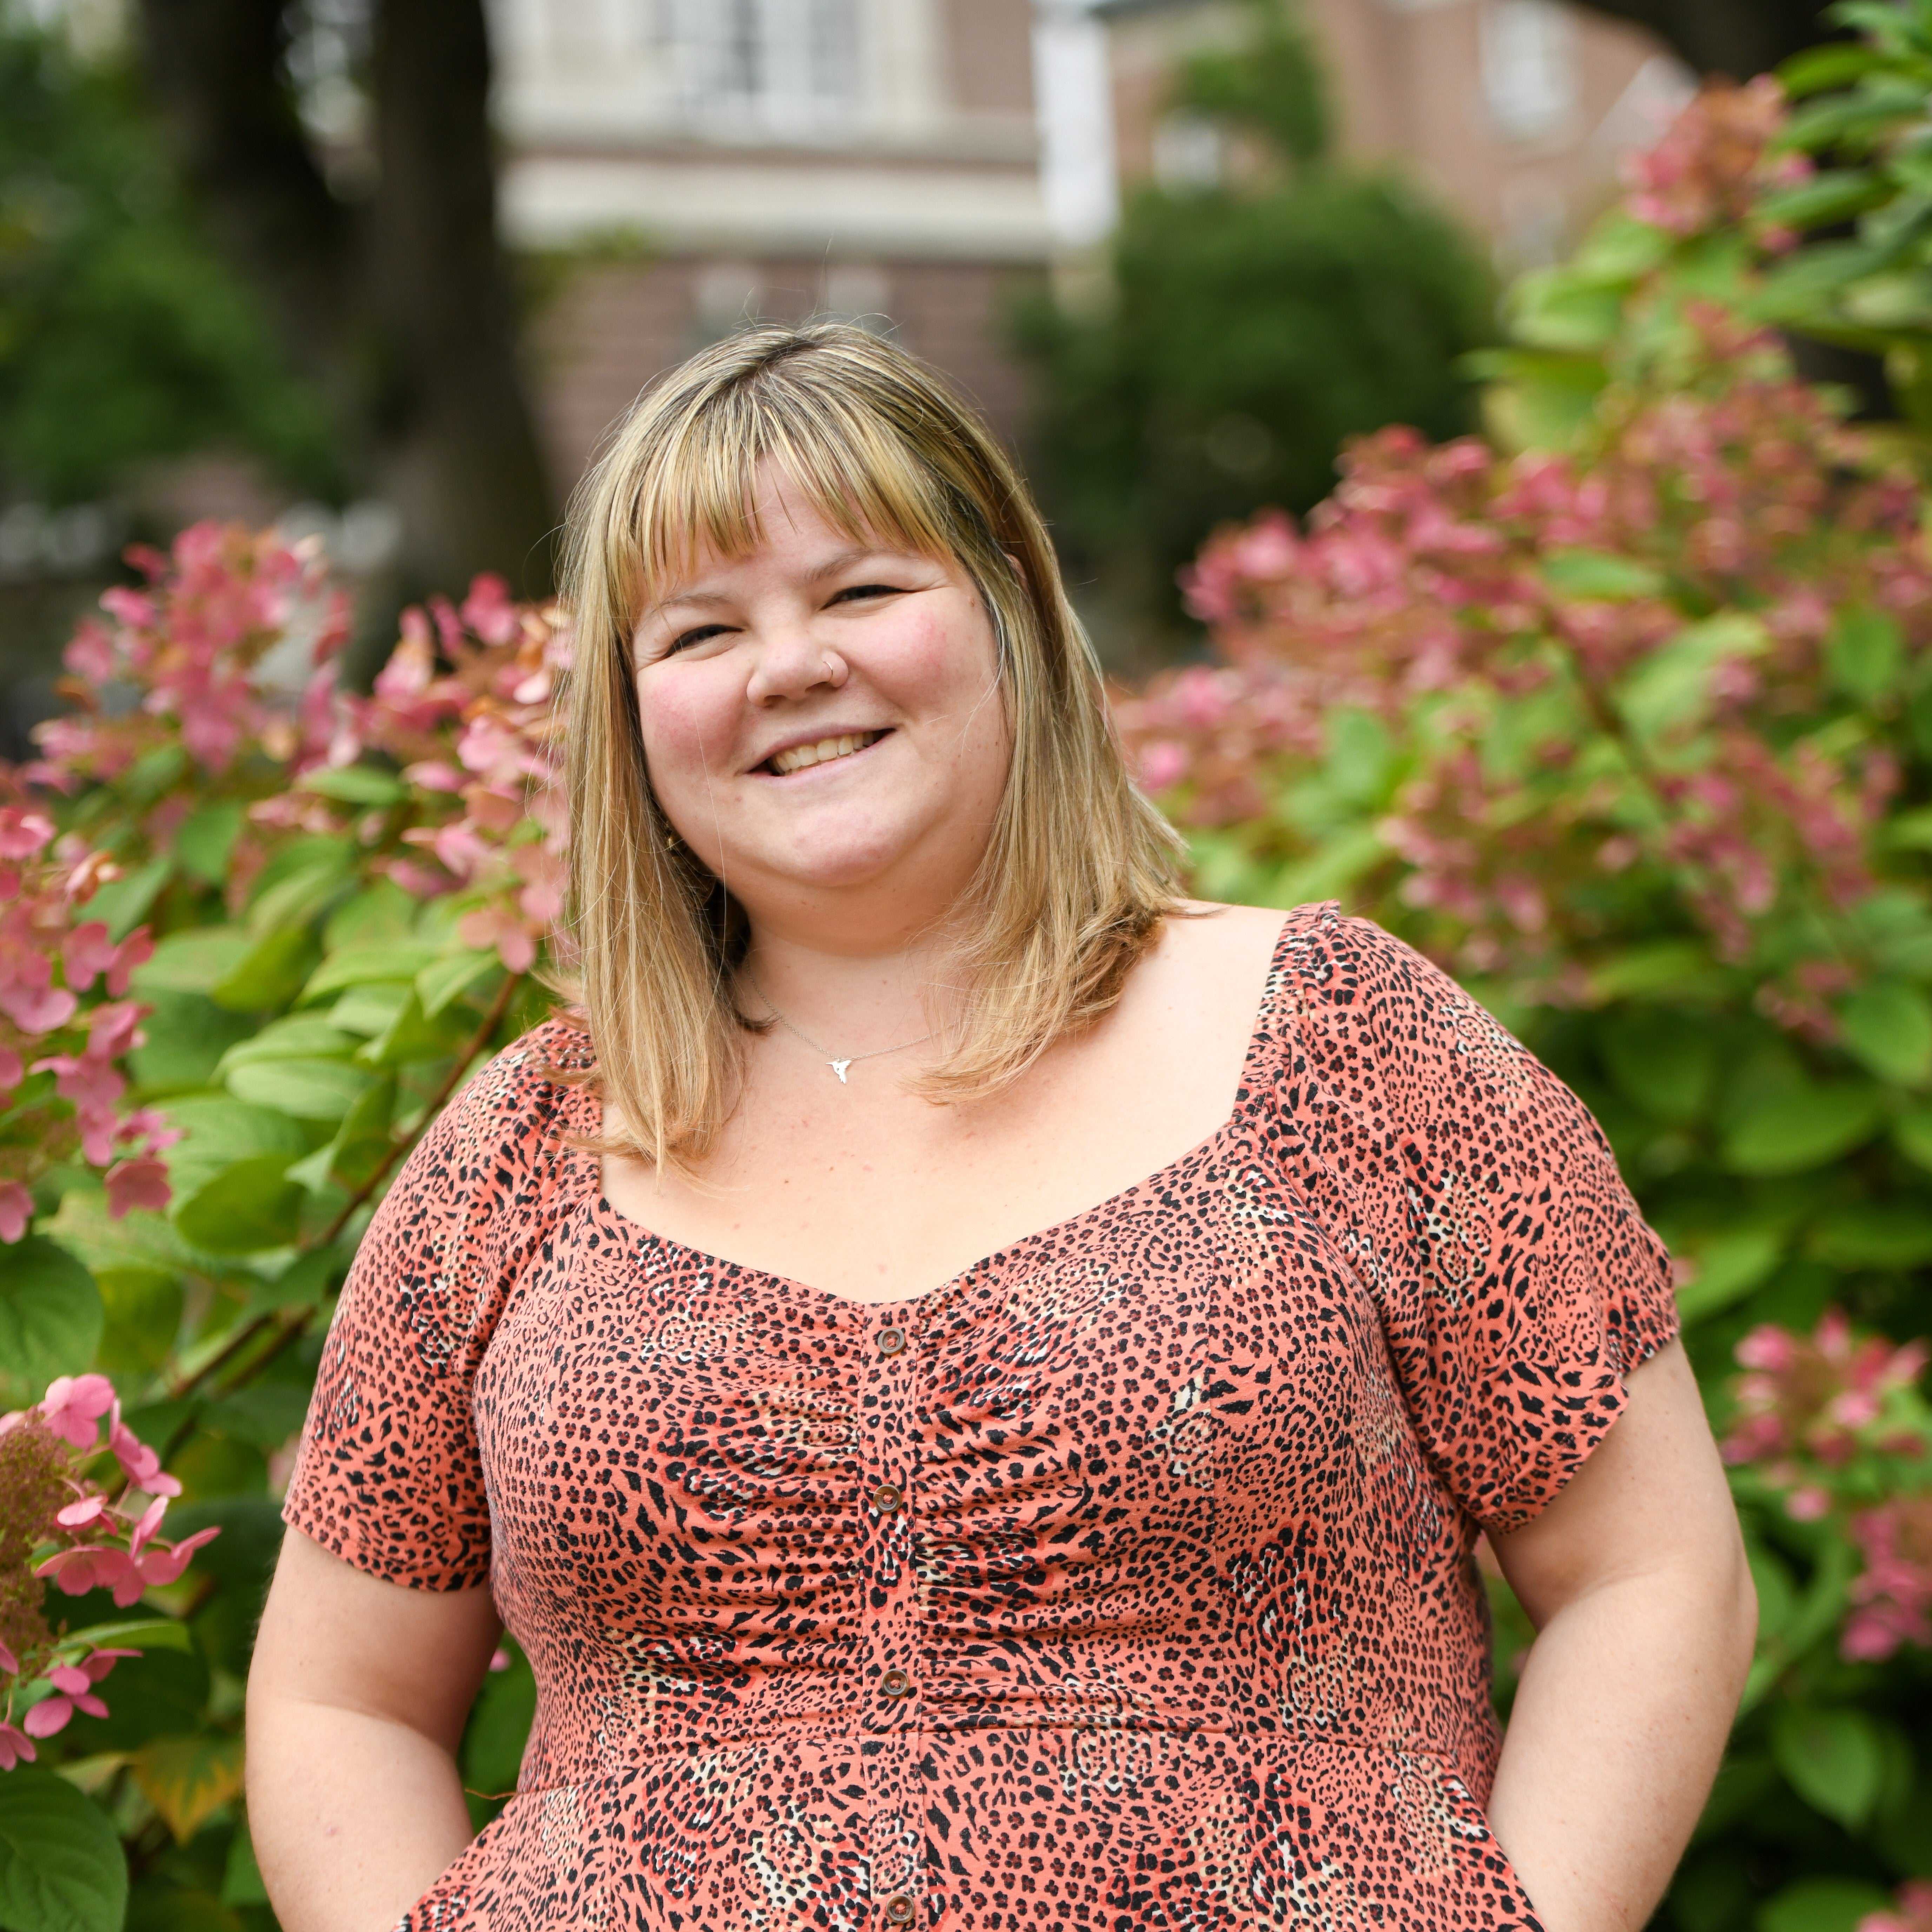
[284, 907, 1677, 1932]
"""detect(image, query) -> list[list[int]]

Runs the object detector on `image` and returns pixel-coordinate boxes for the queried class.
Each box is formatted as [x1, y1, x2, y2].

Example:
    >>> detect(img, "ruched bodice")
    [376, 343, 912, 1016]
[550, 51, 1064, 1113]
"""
[286, 906, 1677, 1931]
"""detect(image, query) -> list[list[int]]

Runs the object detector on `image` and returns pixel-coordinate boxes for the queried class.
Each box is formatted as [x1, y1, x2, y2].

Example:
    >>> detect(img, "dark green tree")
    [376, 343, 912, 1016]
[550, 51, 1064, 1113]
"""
[1015, 0, 1493, 650]
[0, 11, 335, 507]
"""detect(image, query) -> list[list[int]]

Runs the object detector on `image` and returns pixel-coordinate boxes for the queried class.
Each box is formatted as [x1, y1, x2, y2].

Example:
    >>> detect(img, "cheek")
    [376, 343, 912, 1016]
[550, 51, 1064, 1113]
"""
[635, 668, 735, 793]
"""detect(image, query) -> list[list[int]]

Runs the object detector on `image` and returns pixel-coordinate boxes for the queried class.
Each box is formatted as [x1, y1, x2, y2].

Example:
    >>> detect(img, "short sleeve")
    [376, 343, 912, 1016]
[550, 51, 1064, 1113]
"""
[282, 1021, 591, 1590]
[1270, 908, 1678, 1534]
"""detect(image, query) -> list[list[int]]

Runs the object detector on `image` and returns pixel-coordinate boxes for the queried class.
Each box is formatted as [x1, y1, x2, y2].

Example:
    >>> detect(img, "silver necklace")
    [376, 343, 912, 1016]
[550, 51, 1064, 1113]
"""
[745, 973, 934, 1084]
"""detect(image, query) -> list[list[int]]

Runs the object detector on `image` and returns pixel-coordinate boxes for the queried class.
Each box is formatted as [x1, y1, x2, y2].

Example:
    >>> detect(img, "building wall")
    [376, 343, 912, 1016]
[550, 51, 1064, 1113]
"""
[489, 0, 1052, 489]
[529, 253, 1041, 488]
[1105, 0, 1691, 270]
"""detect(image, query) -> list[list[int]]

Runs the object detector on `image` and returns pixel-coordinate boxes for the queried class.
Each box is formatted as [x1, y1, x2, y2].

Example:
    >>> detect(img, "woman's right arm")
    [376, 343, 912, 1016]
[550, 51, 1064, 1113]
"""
[246, 1527, 503, 1932]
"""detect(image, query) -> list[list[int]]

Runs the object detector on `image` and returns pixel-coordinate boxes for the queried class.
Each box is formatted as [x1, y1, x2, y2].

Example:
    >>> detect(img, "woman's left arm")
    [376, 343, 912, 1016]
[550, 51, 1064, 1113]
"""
[1487, 1338, 1758, 1932]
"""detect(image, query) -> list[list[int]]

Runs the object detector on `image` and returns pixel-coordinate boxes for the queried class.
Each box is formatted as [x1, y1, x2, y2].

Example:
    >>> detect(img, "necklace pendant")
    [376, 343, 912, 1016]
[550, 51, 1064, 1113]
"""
[829, 1058, 853, 1083]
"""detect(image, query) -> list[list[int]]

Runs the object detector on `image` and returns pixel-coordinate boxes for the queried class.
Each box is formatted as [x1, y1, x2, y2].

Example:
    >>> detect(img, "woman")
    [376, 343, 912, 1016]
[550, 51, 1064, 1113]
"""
[247, 322, 1754, 1932]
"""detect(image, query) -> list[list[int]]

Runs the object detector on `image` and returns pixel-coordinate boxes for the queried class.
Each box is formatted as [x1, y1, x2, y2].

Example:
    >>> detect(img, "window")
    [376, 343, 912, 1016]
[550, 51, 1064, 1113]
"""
[662, 0, 860, 136]
[1479, 0, 1578, 144]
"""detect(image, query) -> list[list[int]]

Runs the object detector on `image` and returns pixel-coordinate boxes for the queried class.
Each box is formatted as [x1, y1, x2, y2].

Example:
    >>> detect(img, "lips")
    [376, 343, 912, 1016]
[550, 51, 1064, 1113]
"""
[762, 729, 886, 776]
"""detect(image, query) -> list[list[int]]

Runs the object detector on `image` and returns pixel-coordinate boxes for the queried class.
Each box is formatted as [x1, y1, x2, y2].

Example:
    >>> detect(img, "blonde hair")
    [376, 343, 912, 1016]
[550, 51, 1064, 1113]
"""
[559, 320, 1183, 1166]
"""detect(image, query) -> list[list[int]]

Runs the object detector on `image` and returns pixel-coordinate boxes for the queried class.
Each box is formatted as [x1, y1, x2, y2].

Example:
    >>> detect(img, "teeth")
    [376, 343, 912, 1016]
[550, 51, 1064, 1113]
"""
[770, 731, 879, 776]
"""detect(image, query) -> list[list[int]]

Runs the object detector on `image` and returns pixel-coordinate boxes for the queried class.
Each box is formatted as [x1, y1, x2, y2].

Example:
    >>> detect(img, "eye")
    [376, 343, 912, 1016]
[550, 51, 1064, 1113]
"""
[828, 582, 905, 606]
[666, 622, 734, 654]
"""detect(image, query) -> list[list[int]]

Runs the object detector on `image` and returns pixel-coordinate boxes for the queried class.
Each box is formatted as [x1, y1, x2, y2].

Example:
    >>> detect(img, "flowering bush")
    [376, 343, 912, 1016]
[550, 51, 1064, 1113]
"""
[1114, 59, 1932, 1932]
[0, 523, 562, 1930]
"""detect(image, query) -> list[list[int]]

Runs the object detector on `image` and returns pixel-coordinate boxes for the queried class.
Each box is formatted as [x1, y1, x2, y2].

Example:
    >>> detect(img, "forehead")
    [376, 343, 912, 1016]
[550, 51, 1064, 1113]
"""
[628, 449, 954, 623]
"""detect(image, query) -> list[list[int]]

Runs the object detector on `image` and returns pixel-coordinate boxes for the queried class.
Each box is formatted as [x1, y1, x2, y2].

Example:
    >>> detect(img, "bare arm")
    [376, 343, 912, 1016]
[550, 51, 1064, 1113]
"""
[246, 1528, 503, 1932]
[1487, 1338, 1757, 1932]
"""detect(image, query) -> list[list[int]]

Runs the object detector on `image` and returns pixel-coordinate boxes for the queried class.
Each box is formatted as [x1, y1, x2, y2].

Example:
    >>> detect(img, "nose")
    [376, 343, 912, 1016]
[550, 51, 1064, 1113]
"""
[745, 623, 848, 706]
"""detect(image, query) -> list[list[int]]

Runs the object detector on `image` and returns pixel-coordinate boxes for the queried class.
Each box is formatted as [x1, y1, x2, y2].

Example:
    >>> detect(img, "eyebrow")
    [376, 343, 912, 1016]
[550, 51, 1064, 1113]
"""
[638, 545, 913, 625]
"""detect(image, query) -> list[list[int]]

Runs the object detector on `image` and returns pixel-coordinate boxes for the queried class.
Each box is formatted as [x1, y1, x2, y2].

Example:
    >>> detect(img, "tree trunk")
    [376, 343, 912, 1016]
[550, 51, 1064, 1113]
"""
[1571, 0, 1841, 81]
[370, 0, 557, 599]
[131, 0, 557, 599]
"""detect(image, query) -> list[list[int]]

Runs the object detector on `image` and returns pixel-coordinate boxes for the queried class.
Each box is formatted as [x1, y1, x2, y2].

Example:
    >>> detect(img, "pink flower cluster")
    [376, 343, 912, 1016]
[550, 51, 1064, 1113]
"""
[1844, 1496, 1932, 1662]
[1119, 306, 1928, 989]
[313, 574, 571, 974]
[32, 522, 350, 786]
[0, 1375, 217, 1769]
[1619, 76, 1804, 239]
[1720, 1312, 1932, 1663]
[1864, 1882, 1932, 1932]
[1723, 1310, 1929, 1480]
[0, 780, 176, 1242]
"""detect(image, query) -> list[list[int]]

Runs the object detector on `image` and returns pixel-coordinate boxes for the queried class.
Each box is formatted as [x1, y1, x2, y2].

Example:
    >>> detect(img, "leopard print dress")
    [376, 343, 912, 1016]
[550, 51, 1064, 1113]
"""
[284, 906, 1678, 1932]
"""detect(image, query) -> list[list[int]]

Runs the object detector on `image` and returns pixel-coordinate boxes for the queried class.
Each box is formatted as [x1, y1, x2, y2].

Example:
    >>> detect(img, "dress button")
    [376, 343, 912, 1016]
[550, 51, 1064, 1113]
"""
[872, 1483, 904, 1514]
[884, 1897, 916, 1925]
[880, 1668, 913, 1698]
[878, 1326, 907, 1357]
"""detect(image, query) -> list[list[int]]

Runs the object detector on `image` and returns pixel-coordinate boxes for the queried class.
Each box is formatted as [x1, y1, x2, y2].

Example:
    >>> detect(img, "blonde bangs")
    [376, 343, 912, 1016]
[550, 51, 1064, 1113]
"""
[559, 322, 1184, 1170]
[607, 358, 975, 642]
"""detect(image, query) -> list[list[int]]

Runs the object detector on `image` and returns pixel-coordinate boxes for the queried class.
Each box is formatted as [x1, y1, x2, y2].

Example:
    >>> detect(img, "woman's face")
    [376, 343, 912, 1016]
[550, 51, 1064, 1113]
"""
[631, 463, 1013, 942]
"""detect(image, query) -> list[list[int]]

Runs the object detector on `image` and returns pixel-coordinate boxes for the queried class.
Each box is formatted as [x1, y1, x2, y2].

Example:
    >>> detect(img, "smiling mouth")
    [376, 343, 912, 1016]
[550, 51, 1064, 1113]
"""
[763, 730, 887, 776]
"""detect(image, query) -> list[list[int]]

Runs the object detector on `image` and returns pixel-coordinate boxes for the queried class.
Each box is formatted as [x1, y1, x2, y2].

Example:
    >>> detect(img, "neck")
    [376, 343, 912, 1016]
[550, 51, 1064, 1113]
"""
[740, 925, 954, 1051]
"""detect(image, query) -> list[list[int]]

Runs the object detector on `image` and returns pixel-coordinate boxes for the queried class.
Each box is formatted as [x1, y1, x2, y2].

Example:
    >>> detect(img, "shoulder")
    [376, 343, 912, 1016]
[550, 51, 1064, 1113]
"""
[414, 1012, 598, 1189]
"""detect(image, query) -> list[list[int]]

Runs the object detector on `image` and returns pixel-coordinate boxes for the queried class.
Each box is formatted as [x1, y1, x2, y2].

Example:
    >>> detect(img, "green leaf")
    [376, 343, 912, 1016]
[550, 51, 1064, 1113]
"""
[245, 835, 356, 936]
[1885, 803, 1932, 850]
[1776, 41, 1890, 96]
[225, 1057, 374, 1123]
[158, 1098, 309, 1202]
[95, 1267, 185, 1377]
[1537, 549, 1663, 601]
[214, 1015, 356, 1073]
[1893, 1101, 1932, 1170]
[1755, 168, 1891, 231]
[0, 1767, 128, 1932]
[63, 1617, 195, 1653]
[1616, 615, 1769, 742]
[241, 1242, 352, 1315]
[299, 764, 407, 805]
[302, 941, 443, 1002]
[1258, 826, 1387, 911]
[128, 991, 253, 1097]
[1722, 1085, 1883, 1175]
[1838, 980, 1932, 1084]
[172, 1156, 304, 1255]
[1756, 1878, 1895, 1932]
[45, 1190, 191, 1279]
[1674, 1228, 1784, 1324]
[132, 1732, 246, 1843]
[0, 1237, 104, 1395]
[87, 856, 172, 942]
[204, 1382, 311, 1449]
[1771, 1705, 1885, 1830]
[1585, 941, 1712, 1001]
[221, 1822, 268, 1907]
[61, 1648, 209, 1755]
[328, 982, 412, 1037]
[132, 929, 252, 997]
[356, 989, 477, 1070]
[1809, 1202, 1932, 1268]
[209, 925, 320, 1013]
[417, 950, 501, 1019]
[1826, 606, 1904, 702]
[1600, 1008, 1716, 1122]
[318, 1076, 397, 1191]
[323, 879, 419, 953]
[172, 802, 244, 888]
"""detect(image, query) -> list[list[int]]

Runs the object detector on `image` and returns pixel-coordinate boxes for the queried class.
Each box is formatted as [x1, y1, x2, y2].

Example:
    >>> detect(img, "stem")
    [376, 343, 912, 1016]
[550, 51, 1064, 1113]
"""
[163, 971, 525, 1411]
